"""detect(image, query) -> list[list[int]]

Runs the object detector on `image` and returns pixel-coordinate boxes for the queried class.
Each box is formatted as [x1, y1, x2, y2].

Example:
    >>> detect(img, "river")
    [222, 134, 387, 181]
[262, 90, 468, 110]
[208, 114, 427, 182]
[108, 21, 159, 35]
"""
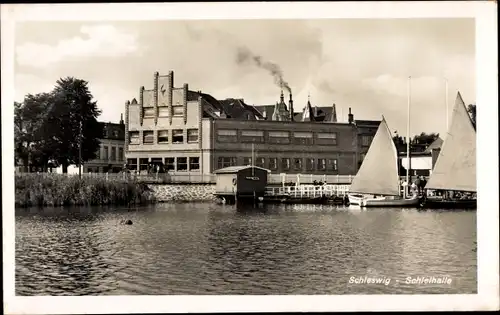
[15, 203, 477, 295]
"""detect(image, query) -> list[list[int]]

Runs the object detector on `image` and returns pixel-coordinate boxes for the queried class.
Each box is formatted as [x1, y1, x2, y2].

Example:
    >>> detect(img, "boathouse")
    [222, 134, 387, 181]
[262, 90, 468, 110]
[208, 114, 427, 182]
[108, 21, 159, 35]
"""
[213, 166, 270, 203]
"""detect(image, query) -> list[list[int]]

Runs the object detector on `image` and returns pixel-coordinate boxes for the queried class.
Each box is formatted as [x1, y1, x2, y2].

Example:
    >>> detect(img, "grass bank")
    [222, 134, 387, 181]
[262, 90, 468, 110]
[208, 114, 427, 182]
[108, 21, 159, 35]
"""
[15, 173, 156, 208]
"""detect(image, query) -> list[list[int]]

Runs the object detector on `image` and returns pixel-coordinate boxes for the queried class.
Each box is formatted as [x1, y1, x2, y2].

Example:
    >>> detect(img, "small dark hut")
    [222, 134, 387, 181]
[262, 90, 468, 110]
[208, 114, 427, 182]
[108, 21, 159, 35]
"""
[213, 166, 270, 204]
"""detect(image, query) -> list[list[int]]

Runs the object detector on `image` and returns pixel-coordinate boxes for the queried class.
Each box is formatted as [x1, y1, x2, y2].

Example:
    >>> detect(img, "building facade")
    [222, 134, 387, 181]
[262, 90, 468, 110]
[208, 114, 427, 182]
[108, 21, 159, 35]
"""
[83, 119, 126, 173]
[124, 71, 380, 176]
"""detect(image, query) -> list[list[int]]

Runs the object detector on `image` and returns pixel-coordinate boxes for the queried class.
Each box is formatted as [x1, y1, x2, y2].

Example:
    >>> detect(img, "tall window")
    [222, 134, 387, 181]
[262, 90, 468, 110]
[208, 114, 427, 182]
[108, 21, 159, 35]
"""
[305, 158, 314, 171]
[158, 130, 169, 144]
[293, 132, 313, 145]
[217, 129, 238, 142]
[158, 106, 169, 117]
[294, 158, 302, 171]
[362, 135, 373, 147]
[177, 157, 188, 171]
[316, 132, 337, 145]
[187, 129, 199, 143]
[111, 147, 116, 161]
[139, 158, 149, 171]
[240, 130, 264, 143]
[317, 158, 326, 171]
[103, 147, 109, 160]
[129, 131, 139, 144]
[255, 157, 265, 168]
[96, 147, 101, 160]
[268, 131, 290, 144]
[143, 107, 155, 118]
[218, 157, 236, 169]
[143, 131, 154, 144]
[243, 157, 252, 166]
[127, 158, 137, 170]
[189, 157, 200, 171]
[118, 148, 124, 161]
[269, 157, 278, 170]
[165, 158, 175, 171]
[282, 158, 290, 171]
[172, 129, 184, 144]
[173, 105, 184, 116]
[328, 159, 339, 172]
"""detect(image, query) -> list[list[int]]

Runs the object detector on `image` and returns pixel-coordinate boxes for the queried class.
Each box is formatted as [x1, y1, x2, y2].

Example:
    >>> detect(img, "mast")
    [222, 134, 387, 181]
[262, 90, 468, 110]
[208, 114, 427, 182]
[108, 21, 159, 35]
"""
[406, 76, 411, 197]
[252, 143, 255, 177]
[445, 78, 449, 130]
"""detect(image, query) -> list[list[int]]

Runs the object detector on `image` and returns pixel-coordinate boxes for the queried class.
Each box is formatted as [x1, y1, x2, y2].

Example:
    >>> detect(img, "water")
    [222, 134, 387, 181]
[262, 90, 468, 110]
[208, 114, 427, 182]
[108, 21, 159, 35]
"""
[15, 203, 477, 295]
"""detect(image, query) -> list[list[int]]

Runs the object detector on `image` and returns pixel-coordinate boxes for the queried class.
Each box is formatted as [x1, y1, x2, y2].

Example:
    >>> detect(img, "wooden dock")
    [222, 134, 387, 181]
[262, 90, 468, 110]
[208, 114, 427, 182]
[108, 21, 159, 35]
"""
[263, 184, 350, 205]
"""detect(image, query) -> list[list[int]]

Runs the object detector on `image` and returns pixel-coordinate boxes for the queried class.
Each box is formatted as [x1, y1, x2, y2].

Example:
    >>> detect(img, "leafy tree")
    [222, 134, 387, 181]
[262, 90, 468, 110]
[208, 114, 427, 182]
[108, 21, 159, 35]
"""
[14, 93, 55, 171]
[49, 77, 103, 173]
[467, 104, 476, 128]
[412, 132, 439, 145]
[14, 77, 103, 173]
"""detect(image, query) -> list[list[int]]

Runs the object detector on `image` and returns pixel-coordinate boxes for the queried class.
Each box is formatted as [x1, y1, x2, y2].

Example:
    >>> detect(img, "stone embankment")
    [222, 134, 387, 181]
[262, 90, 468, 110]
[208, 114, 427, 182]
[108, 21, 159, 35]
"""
[148, 184, 217, 203]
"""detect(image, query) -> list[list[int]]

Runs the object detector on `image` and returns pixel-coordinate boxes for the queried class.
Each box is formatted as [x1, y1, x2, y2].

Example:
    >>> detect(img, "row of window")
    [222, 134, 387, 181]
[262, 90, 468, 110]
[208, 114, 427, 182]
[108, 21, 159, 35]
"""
[127, 157, 200, 172]
[96, 146, 124, 162]
[129, 129, 199, 145]
[142, 105, 184, 118]
[217, 157, 339, 172]
[216, 129, 338, 145]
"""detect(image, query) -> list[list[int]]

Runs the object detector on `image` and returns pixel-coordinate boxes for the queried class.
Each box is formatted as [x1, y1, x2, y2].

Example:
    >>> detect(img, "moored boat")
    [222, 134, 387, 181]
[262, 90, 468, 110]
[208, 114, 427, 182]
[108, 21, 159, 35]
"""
[348, 116, 420, 208]
[422, 92, 477, 210]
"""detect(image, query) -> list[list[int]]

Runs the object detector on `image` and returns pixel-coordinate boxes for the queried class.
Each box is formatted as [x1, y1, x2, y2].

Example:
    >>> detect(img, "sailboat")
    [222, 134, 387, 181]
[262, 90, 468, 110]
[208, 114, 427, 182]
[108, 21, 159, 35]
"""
[348, 116, 421, 208]
[422, 92, 476, 209]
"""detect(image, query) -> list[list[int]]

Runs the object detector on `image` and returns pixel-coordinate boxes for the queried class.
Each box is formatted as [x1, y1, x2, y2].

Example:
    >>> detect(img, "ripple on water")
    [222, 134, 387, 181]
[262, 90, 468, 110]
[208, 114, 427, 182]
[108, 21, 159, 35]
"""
[15, 204, 477, 295]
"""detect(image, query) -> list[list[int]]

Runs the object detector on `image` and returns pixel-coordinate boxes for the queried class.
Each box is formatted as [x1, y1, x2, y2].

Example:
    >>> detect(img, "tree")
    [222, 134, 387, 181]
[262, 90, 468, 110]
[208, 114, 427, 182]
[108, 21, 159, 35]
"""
[49, 77, 103, 173]
[467, 104, 476, 129]
[14, 93, 55, 171]
[14, 77, 103, 173]
[412, 132, 439, 145]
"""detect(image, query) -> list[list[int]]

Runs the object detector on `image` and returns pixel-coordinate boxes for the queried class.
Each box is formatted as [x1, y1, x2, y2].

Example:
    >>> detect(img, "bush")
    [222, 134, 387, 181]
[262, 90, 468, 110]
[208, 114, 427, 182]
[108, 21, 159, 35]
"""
[15, 173, 156, 208]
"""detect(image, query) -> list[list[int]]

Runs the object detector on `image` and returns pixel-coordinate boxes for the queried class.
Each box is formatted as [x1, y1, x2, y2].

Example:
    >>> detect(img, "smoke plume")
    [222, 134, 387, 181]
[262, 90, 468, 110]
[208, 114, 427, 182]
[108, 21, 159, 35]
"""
[236, 46, 292, 93]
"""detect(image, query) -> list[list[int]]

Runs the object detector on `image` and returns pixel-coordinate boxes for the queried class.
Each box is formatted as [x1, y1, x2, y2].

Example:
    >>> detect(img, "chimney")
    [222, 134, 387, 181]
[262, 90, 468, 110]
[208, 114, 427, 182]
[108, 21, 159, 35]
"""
[120, 113, 124, 125]
[289, 92, 294, 121]
[348, 107, 354, 124]
[331, 103, 337, 122]
[280, 90, 284, 104]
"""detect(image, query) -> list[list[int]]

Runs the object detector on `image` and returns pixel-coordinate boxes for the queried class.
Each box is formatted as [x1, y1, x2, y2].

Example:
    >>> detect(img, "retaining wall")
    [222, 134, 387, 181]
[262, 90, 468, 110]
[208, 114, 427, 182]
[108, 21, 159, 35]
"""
[148, 184, 216, 202]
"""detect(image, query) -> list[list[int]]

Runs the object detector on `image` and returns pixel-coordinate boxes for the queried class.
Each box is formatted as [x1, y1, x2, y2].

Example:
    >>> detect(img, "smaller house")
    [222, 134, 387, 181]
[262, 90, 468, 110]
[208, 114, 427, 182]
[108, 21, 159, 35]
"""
[213, 166, 270, 203]
[399, 137, 444, 177]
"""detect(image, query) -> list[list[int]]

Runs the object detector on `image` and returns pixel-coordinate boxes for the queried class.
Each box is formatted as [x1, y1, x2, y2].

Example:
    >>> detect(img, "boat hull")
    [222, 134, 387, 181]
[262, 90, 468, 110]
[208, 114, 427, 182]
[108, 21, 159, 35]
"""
[348, 194, 420, 208]
[363, 196, 420, 208]
[421, 198, 477, 210]
[348, 194, 365, 206]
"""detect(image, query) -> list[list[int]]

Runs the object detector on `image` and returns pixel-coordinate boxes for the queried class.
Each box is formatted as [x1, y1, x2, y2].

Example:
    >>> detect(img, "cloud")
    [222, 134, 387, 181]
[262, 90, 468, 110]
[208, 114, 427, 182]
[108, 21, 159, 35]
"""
[16, 24, 140, 68]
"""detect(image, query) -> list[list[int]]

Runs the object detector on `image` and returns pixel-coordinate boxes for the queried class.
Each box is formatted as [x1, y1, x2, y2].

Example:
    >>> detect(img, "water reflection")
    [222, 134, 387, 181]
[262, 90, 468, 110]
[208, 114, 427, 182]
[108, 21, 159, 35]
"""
[16, 204, 477, 295]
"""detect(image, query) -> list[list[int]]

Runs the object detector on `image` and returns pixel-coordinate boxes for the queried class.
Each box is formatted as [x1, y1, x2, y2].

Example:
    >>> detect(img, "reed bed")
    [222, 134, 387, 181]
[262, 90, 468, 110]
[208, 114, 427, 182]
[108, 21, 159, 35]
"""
[15, 173, 156, 208]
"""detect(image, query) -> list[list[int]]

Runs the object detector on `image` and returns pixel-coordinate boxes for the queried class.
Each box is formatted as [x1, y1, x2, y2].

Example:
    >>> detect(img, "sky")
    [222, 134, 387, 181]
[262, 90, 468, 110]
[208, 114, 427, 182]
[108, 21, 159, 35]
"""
[14, 18, 475, 137]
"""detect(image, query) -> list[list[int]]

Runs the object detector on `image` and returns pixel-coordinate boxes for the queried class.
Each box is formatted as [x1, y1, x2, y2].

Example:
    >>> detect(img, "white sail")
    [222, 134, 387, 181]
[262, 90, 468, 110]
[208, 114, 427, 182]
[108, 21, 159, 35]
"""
[425, 92, 476, 192]
[350, 117, 400, 196]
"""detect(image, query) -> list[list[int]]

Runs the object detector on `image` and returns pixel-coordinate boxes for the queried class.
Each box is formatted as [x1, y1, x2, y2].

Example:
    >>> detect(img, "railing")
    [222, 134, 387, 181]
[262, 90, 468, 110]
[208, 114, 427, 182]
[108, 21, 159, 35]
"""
[265, 184, 351, 198]
[268, 174, 354, 185]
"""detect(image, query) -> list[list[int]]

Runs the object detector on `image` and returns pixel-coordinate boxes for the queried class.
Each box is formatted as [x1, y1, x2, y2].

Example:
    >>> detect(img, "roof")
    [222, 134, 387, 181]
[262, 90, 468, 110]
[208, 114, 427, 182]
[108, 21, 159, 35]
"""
[355, 120, 382, 127]
[213, 165, 271, 174]
[424, 137, 444, 153]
